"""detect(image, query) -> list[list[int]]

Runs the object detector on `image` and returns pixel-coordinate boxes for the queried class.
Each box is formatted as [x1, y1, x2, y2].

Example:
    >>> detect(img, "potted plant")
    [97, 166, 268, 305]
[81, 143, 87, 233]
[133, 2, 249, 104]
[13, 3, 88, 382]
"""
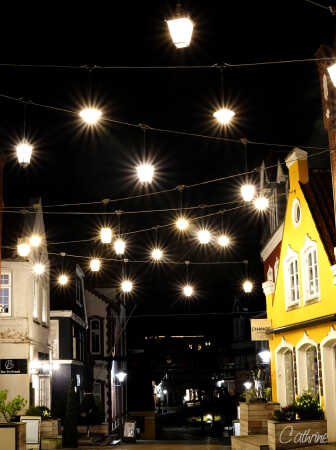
[0, 390, 27, 450]
[268, 392, 327, 450]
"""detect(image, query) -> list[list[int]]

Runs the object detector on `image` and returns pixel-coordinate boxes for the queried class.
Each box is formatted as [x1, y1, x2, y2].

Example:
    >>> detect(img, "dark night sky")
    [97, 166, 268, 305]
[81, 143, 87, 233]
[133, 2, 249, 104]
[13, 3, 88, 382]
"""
[0, 1, 335, 338]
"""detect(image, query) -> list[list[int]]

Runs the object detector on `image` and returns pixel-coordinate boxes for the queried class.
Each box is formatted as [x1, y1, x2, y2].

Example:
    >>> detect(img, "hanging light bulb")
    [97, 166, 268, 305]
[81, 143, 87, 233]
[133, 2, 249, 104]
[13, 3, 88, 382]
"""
[33, 263, 45, 275]
[137, 164, 154, 183]
[90, 258, 101, 272]
[17, 240, 30, 257]
[183, 284, 193, 297]
[114, 238, 126, 255]
[217, 235, 230, 247]
[243, 280, 253, 293]
[16, 142, 33, 166]
[121, 280, 133, 293]
[197, 229, 211, 244]
[327, 62, 336, 87]
[58, 274, 69, 286]
[176, 217, 189, 231]
[167, 12, 194, 49]
[241, 184, 256, 202]
[213, 108, 235, 125]
[151, 248, 163, 261]
[79, 108, 102, 125]
[29, 234, 42, 247]
[254, 196, 269, 211]
[100, 227, 112, 244]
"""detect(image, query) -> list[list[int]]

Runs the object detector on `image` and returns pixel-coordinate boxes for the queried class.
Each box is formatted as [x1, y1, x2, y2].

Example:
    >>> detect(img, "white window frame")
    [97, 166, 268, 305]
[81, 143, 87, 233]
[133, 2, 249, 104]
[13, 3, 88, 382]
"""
[300, 235, 320, 304]
[0, 271, 11, 316]
[33, 278, 39, 320]
[274, 257, 279, 282]
[283, 246, 300, 309]
[275, 339, 295, 407]
[90, 318, 102, 355]
[292, 197, 301, 227]
[267, 266, 274, 282]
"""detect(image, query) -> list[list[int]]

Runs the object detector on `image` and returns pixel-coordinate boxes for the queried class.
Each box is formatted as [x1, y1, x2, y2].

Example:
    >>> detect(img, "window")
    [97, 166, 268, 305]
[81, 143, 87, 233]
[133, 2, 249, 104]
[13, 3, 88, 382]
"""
[72, 325, 77, 359]
[274, 257, 279, 282]
[76, 278, 83, 306]
[301, 236, 320, 303]
[276, 346, 295, 406]
[33, 279, 39, 319]
[39, 376, 51, 408]
[267, 266, 274, 282]
[306, 345, 319, 398]
[0, 272, 11, 315]
[284, 246, 300, 309]
[42, 288, 47, 324]
[90, 319, 101, 354]
[292, 198, 301, 227]
[93, 382, 102, 402]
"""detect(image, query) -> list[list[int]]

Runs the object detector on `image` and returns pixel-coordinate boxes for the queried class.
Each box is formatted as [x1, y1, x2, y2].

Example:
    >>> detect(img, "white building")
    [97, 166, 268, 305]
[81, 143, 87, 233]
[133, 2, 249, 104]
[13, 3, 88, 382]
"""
[0, 201, 51, 411]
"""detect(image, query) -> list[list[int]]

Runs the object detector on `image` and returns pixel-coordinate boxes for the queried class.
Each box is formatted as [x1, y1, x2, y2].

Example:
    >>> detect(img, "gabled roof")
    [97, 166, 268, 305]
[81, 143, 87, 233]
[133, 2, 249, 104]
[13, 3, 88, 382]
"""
[300, 169, 336, 265]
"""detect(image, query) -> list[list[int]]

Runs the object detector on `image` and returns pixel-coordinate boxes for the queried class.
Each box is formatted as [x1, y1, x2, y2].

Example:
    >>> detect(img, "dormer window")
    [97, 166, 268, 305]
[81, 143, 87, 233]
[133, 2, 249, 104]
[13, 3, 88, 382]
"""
[284, 246, 300, 309]
[301, 235, 320, 303]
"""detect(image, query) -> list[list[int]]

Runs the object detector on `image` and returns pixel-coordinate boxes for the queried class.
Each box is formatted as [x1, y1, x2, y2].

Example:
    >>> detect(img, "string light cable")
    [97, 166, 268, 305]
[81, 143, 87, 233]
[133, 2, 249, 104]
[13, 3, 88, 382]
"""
[303, 0, 336, 14]
[0, 57, 334, 70]
[1, 144, 331, 213]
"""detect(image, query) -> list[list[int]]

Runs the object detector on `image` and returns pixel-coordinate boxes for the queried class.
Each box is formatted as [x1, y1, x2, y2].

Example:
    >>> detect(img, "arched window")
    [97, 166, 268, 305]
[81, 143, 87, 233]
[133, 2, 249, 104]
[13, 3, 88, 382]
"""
[90, 319, 101, 355]
[276, 342, 295, 406]
[297, 335, 320, 399]
[300, 235, 320, 304]
[306, 345, 319, 397]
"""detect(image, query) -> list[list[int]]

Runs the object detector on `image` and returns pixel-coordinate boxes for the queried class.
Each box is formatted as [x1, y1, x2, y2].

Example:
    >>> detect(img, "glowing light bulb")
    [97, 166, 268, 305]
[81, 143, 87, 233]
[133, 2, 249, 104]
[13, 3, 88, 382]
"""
[16, 142, 33, 166]
[116, 371, 127, 382]
[33, 263, 45, 275]
[243, 280, 253, 293]
[167, 17, 194, 49]
[137, 164, 154, 183]
[176, 217, 189, 231]
[183, 285, 193, 297]
[17, 241, 30, 257]
[327, 62, 336, 87]
[217, 235, 230, 247]
[244, 381, 253, 390]
[30, 234, 42, 247]
[79, 108, 102, 125]
[58, 274, 69, 286]
[197, 229, 211, 244]
[241, 184, 255, 202]
[213, 108, 235, 125]
[90, 258, 101, 272]
[151, 248, 163, 261]
[100, 227, 112, 244]
[114, 238, 126, 255]
[121, 280, 133, 293]
[254, 196, 269, 211]
[258, 350, 271, 364]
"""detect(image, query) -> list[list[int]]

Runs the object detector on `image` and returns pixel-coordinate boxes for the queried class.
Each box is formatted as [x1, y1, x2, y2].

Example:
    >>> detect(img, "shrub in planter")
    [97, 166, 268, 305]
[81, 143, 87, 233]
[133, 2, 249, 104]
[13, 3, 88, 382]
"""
[293, 392, 324, 420]
[25, 405, 52, 420]
[273, 405, 296, 422]
[264, 387, 272, 402]
[0, 390, 26, 423]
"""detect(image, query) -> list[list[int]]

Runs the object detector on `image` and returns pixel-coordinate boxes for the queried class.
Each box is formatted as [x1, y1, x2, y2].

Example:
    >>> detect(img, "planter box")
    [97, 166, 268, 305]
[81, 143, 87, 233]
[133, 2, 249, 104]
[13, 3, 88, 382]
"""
[0, 422, 26, 450]
[240, 402, 280, 435]
[40, 419, 61, 438]
[268, 419, 328, 450]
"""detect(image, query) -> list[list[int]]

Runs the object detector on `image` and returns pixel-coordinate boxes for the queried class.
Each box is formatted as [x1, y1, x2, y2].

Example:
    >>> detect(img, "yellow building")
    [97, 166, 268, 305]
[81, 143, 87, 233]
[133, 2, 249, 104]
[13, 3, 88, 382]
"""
[263, 148, 336, 442]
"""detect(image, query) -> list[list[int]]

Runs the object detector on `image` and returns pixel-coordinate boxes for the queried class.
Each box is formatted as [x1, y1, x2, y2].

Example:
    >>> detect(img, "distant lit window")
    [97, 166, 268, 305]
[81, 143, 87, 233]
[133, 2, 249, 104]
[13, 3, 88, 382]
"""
[0, 272, 11, 315]
[188, 344, 193, 350]
[197, 344, 202, 351]
[90, 319, 101, 354]
[33, 279, 39, 319]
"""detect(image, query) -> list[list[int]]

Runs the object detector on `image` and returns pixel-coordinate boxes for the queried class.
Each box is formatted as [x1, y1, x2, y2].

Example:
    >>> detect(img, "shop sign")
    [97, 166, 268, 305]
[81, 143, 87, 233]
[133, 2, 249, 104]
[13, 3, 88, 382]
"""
[250, 319, 271, 341]
[0, 358, 28, 374]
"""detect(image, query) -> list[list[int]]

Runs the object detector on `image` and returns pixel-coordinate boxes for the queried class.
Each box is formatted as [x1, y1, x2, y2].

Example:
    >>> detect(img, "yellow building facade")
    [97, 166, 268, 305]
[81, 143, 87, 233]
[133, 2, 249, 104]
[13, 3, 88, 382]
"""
[263, 148, 336, 441]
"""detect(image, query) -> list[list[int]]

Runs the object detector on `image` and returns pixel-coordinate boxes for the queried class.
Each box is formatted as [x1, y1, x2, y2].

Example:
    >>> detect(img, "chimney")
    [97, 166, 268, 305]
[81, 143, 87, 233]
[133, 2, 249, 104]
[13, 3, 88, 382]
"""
[285, 148, 308, 190]
[315, 44, 336, 226]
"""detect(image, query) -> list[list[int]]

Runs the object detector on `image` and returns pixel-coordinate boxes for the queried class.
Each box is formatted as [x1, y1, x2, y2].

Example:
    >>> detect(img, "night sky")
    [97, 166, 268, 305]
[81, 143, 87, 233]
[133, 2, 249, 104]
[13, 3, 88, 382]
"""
[0, 1, 335, 339]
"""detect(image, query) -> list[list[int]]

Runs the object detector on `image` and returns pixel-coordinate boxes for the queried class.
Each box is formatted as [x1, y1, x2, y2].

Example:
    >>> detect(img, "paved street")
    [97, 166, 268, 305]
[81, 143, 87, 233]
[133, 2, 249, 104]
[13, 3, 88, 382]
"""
[65, 443, 229, 449]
